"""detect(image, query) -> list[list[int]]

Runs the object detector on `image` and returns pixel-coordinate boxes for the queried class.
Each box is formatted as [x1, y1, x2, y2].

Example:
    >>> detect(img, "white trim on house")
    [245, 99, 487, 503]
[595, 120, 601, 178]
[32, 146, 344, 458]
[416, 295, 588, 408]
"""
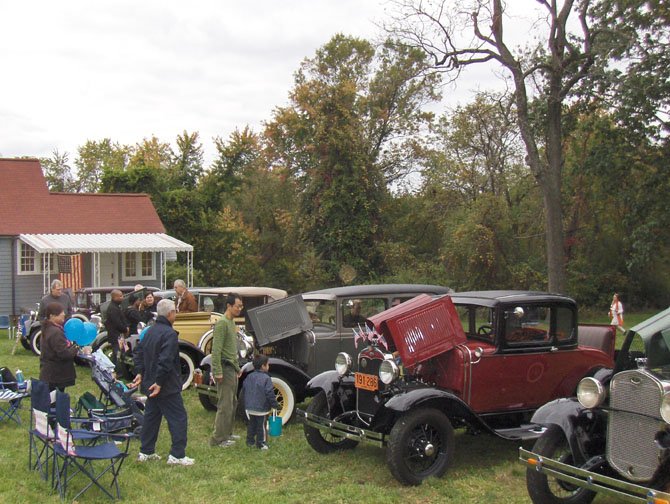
[18, 233, 193, 253]
[18, 233, 194, 289]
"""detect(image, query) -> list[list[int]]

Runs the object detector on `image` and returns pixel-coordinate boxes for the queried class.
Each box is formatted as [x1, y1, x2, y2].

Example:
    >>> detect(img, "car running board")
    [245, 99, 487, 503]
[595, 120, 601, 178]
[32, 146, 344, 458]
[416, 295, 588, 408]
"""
[493, 424, 546, 440]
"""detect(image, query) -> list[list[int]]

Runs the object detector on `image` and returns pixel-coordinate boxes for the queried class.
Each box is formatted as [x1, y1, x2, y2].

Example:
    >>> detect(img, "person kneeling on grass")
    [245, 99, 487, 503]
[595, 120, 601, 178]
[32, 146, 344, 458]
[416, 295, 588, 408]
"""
[241, 354, 279, 450]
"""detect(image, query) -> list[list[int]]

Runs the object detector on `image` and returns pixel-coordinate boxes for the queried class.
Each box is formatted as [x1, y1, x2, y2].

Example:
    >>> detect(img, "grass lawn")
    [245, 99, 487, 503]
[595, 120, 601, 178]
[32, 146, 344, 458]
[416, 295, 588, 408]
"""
[0, 317, 645, 503]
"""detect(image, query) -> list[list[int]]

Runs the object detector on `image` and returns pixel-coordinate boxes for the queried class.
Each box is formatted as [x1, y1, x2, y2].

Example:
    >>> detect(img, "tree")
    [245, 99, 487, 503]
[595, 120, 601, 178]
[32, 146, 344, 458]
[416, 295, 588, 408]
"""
[265, 34, 441, 283]
[41, 149, 75, 192]
[423, 92, 526, 209]
[388, 0, 602, 293]
[74, 139, 129, 192]
[171, 131, 204, 189]
[586, 0, 670, 141]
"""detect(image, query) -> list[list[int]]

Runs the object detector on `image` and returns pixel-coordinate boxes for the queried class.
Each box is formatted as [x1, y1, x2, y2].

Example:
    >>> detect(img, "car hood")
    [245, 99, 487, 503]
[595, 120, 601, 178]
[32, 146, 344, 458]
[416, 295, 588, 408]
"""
[367, 294, 466, 368]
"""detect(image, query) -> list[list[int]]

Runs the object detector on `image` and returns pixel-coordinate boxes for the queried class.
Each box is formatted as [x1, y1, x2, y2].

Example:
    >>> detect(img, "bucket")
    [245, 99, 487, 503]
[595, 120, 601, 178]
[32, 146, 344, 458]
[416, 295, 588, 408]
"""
[268, 410, 282, 437]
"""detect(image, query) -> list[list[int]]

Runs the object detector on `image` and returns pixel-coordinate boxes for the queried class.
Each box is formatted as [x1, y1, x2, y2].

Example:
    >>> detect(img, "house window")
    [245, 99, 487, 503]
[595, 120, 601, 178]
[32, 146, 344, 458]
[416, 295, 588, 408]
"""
[18, 242, 38, 274]
[122, 252, 155, 280]
[16, 242, 57, 275]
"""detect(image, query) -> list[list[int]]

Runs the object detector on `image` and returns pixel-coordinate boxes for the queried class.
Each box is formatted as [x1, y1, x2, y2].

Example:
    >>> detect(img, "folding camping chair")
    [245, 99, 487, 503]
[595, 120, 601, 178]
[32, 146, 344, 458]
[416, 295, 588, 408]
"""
[0, 314, 13, 339]
[28, 379, 55, 482]
[0, 367, 29, 425]
[52, 391, 131, 501]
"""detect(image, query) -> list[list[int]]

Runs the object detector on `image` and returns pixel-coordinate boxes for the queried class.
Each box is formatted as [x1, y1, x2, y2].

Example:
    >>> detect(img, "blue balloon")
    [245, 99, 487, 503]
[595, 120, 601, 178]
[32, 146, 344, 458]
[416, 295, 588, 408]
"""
[139, 326, 150, 341]
[81, 321, 98, 346]
[64, 318, 85, 345]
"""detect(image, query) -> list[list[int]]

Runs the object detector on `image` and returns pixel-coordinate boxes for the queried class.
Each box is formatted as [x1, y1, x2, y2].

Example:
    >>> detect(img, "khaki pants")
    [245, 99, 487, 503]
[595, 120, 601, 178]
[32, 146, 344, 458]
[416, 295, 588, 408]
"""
[210, 364, 238, 446]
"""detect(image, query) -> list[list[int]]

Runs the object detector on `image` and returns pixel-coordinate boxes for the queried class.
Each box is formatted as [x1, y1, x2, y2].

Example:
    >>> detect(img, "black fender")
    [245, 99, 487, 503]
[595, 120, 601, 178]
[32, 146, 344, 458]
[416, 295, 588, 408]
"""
[530, 397, 606, 466]
[381, 387, 493, 434]
[178, 340, 204, 361]
[305, 370, 345, 397]
[239, 357, 311, 402]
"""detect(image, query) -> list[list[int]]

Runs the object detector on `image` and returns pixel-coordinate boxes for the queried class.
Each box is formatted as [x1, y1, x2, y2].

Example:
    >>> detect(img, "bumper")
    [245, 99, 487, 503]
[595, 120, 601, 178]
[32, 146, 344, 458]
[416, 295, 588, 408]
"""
[297, 408, 385, 448]
[194, 384, 217, 397]
[519, 447, 670, 504]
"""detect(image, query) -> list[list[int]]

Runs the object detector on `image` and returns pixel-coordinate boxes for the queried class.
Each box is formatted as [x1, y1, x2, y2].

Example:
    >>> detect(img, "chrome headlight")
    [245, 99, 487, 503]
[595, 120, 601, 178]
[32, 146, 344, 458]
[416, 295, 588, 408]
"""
[379, 359, 399, 385]
[335, 352, 352, 376]
[238, 339, 253, 359]
[661, 393, 670, 424]
[577, 377, 606, 409]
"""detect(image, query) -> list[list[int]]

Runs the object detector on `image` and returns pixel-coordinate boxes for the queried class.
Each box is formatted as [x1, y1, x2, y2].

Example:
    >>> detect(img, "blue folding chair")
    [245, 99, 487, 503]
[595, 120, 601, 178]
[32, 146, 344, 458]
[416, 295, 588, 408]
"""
[0, 315, 16, 339]
[0, 367, 29, 425]
[53, 391, 130, 501]
[28, 379, 56, 481]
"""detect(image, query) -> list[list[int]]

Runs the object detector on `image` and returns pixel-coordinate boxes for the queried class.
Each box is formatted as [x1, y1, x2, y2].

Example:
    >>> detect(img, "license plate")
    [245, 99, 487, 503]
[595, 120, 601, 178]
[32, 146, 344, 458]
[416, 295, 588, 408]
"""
[355, 372, 378, 391]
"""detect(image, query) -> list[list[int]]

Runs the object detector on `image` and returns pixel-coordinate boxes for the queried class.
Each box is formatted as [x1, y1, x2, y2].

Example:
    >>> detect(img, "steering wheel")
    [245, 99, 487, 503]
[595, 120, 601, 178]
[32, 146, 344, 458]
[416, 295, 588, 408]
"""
[477, 325, 493, 337]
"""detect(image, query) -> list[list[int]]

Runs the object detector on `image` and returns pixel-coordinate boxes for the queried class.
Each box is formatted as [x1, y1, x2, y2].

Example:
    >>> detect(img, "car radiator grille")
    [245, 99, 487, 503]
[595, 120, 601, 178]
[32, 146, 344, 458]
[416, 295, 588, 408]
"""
[357, 358, 383, 417]
[607, 370, 664, 482]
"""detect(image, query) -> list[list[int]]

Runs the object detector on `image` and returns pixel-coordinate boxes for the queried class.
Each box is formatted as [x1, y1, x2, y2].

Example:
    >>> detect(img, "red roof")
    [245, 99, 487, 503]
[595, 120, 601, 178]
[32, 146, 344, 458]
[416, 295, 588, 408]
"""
[0, 158, 165, 235]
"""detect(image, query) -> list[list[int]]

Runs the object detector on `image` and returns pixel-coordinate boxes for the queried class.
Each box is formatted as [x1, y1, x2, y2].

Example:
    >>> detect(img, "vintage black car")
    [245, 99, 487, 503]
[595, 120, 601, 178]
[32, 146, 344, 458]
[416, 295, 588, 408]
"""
[520, 307, 670, 504]
[195, 284, 452, 424]
[299, 291, 617, 486]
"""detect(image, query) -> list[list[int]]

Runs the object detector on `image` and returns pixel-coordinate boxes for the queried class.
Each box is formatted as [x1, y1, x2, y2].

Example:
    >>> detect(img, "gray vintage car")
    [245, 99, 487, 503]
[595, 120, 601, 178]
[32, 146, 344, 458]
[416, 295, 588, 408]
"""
[195, 284, 452, 424]
[520, 307, 670, 504]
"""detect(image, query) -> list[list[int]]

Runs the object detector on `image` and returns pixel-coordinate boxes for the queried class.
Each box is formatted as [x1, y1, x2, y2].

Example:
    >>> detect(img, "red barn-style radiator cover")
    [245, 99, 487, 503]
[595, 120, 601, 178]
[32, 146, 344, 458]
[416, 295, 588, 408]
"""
[368, 294, 466, 368]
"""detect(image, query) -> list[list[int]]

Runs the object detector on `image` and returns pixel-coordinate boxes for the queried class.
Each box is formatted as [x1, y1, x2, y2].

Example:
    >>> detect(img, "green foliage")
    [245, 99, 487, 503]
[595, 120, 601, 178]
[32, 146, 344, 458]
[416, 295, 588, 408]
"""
[75, 139, 130, 192]
[40, 149, 75, 192]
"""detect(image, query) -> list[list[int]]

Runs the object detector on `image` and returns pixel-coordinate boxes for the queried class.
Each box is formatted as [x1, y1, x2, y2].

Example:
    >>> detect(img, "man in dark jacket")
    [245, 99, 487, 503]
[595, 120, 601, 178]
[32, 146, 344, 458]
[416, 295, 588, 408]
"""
[104, 290, 128, 374]
[131, 299, 194, 466]
[38, 279, 73, 320]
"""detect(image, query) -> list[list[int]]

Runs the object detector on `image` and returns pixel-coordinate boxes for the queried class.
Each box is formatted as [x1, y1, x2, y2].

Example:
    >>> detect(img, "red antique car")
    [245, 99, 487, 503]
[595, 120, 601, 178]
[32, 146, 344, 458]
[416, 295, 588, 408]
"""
[299, 291, 616, 485]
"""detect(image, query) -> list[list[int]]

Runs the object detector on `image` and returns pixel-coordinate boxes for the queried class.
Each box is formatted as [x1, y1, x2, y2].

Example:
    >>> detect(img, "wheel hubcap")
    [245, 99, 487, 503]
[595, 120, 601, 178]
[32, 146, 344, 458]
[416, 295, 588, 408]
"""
[423, 442, 435, 457]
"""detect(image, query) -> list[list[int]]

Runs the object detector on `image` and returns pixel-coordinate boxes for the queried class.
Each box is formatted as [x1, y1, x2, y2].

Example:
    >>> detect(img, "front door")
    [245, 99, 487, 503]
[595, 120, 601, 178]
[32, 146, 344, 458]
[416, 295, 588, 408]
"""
[98, 253, 117, 286]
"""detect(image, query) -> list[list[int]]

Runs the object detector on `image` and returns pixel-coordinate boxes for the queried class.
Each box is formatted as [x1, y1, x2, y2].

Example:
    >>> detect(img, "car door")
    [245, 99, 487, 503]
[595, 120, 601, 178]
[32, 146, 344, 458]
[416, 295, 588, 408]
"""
[467, 304, 578, 413]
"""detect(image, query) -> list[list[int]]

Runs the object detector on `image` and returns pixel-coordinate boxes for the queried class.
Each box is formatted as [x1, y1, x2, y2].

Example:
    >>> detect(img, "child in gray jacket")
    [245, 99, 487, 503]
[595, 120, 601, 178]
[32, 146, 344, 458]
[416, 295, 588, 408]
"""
[241, 354, 279, 449]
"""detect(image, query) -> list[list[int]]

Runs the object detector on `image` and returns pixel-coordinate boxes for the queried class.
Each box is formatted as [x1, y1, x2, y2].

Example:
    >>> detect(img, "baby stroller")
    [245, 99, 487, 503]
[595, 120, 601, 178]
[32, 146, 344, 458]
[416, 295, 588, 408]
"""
[77, 351, 145, 435]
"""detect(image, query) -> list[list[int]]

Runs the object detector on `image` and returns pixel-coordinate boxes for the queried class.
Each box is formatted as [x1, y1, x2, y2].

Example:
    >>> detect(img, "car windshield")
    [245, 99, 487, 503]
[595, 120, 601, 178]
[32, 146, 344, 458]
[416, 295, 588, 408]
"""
[304, 300, 336, 328]
[616, 308, 670, 370]
[455, 304, 495, 343]
[76, 292, 89, 308]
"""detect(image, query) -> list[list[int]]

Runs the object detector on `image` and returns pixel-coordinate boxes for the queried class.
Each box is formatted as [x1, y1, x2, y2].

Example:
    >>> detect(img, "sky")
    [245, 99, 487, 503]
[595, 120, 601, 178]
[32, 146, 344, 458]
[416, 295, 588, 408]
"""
[0, 1, 535, 167]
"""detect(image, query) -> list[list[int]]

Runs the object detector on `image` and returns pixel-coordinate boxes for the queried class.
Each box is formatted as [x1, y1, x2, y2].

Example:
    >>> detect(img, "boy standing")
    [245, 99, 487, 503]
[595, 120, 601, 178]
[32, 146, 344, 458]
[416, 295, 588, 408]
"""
[242, 354, 279, 450]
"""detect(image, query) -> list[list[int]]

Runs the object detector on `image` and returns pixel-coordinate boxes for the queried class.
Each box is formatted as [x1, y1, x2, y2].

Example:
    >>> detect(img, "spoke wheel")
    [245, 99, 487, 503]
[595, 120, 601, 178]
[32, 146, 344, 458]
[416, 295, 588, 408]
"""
[386, 408, 454, 486]
[304, 391, 358, 453]
[270, 375, 295, 425]
[526, 425, 596, 504]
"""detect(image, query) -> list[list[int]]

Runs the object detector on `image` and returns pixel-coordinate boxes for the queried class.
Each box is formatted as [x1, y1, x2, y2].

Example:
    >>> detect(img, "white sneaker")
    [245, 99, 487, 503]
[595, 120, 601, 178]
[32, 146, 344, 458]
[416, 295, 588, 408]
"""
[229, 434, 241, 440]
[137, 452, 162, 462]
[167, 454, 195, 466]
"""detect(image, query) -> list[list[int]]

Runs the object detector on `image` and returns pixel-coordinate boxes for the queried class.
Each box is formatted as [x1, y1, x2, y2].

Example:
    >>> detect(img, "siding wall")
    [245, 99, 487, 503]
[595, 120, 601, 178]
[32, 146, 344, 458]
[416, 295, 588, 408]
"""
[0, 236, 44, 315]
[0, 237, 12, 315]
[1, 242, 165, 316]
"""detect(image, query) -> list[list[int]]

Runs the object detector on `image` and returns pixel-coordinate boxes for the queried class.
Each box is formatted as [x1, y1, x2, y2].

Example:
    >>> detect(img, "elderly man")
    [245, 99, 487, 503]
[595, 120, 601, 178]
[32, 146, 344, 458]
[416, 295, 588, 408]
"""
[132, 299, 194, 466]
[173, 279, 197, 313]
[38, 279, 73, 319]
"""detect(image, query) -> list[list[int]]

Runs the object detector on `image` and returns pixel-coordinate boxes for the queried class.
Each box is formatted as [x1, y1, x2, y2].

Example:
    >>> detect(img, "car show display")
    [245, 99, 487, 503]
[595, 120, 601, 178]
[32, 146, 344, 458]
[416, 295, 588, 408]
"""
[298, 291, 617, 485]
[194, 284, 452, 424]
